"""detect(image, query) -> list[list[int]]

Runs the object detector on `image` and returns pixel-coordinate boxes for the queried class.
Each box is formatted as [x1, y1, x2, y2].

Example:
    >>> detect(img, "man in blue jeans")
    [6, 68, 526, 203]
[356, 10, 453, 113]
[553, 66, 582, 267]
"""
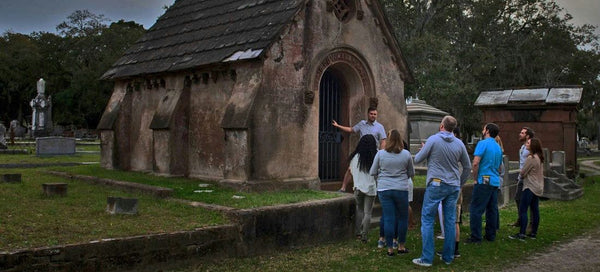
[467, 123, 504, 243]
[412, 116, 471, 267]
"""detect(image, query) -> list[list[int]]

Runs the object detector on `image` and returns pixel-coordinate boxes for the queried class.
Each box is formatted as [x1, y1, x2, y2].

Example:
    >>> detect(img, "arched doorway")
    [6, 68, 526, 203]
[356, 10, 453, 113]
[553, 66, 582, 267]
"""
[314, 48, 376, 183]
[318, 70, 345, 181]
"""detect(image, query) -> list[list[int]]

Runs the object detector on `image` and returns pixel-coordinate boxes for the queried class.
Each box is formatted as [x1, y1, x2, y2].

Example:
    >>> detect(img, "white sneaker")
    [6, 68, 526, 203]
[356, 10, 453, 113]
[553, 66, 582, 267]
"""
[412, 258, 432, 267]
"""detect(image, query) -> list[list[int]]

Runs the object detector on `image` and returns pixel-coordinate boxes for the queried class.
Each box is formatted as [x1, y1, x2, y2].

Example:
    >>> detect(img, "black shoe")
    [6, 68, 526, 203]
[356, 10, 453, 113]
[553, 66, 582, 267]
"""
[398, 248, 409, 254]
[527, 233, 537, 239]
[387, 251, 395, 257]
[509, 233, 527, 241]
[484, 235, 495, 242]
[465, 238, 481, 244]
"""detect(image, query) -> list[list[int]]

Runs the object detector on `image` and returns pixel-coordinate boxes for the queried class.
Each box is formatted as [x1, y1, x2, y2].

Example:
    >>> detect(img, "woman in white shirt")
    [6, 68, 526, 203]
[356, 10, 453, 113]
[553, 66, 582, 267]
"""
[349, 134, 378, 243]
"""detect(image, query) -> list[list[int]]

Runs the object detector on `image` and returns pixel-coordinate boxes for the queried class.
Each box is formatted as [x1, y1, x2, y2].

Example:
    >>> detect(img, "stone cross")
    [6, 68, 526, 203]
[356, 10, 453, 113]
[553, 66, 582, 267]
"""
[30, 78, 53, 137]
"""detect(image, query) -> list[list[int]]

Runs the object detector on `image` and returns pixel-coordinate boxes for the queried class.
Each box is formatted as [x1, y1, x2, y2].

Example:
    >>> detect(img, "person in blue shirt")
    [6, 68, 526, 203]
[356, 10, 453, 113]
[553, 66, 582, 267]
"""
[467, 123, 504, 243]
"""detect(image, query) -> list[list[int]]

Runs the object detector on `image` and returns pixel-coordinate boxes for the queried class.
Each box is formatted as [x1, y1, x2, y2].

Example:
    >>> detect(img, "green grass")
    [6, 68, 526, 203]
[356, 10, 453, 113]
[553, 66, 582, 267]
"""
[0, 168, 226, 251]
[48, 164, 338, 209]
[0, 153, 100, 164]
[167, 175, 600, 272]
[0, 159, 339, 252]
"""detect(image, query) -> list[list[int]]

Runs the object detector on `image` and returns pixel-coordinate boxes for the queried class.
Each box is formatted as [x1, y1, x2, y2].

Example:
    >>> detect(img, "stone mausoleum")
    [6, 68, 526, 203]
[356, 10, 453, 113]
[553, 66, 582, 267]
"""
[406, 97, 448, 154]
[475, 87, 583, 174]
[99, 0, 413, 191]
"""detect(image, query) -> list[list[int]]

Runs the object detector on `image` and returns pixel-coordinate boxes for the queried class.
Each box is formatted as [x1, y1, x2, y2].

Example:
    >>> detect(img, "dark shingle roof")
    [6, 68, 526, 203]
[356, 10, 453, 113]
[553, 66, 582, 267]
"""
[102, 0, 304, 79]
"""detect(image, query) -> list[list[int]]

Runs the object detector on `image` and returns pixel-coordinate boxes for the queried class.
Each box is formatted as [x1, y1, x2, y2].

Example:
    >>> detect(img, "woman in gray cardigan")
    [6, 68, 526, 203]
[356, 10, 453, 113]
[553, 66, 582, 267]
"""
[370, 129, 414, 256]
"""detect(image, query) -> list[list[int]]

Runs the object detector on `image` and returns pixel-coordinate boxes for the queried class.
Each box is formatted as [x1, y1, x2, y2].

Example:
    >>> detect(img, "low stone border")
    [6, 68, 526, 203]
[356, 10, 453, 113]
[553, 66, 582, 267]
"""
[45, 171, 174, 198]
[0, 225, 239, 271]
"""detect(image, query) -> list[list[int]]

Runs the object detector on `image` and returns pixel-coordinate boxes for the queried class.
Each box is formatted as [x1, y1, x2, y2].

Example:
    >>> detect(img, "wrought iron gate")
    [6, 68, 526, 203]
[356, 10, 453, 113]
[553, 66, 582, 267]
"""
[319, 71, 342, 181]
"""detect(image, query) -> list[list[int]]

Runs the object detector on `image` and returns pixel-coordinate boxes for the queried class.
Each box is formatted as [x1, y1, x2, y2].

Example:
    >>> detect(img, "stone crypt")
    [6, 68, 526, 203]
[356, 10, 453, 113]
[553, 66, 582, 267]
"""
[475, 87, 583, 175]
[99, 0, 413, 191]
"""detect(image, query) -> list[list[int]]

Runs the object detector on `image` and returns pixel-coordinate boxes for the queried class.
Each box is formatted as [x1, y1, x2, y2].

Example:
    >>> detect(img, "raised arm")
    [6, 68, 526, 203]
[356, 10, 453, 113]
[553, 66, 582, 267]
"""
[332, 120, 352, 133]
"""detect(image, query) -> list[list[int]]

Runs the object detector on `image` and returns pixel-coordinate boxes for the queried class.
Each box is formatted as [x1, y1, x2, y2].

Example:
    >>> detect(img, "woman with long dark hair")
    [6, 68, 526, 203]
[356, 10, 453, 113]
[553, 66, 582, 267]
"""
[510, 137, 544, 240]
[370, 129, 414, 256]
[348, 134, 378, 243]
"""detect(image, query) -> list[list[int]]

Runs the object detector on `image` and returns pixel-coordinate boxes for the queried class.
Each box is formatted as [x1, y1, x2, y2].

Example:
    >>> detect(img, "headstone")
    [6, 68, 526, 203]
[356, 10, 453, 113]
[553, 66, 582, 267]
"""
[551, 151, 566, 174]
[106, 197, 138, 215]
[42, 183, 67, 197]
[9, 120, 18, 144]
[36, 136, 76, 155]
[30, 78, 53, 137]
[0, 122, 6, 149]
[2, 173, 22, 183]
[542, 148, 551, 175]
[498, 155, 511, 207]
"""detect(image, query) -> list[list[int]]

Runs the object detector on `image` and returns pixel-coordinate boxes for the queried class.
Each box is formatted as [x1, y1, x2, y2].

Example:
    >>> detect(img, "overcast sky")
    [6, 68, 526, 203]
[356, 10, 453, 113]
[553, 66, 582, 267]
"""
[0, 0, 174, 34]
[0, 0, 598, 35]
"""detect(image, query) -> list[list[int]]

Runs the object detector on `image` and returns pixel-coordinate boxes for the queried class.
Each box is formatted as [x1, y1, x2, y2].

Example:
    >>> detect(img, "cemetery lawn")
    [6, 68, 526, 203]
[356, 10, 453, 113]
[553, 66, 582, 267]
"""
[169, 175, 600, 272]
[0, 167, 226, 252]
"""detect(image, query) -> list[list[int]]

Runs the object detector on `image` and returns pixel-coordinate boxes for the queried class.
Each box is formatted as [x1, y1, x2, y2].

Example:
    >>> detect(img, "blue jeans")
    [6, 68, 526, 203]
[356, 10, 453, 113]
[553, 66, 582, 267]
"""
[419, 183, 459, 264]
[469, 183, 498, 241]
[378, 190, 408, 249]
[519, 189, 540, 235]
[379, 213, 398, 240]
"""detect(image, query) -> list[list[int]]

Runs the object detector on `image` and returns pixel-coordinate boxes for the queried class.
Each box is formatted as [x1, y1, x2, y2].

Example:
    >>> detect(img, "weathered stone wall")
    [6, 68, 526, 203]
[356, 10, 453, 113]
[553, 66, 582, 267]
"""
[251, 1, 408, 182]
[0, 226, 238, 272]
[187, 70, 237, 180]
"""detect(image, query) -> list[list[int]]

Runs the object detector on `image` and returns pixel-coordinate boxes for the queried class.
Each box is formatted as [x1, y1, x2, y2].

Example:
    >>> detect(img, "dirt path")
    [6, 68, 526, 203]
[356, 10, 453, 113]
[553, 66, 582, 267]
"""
[501, 228, 600, 272]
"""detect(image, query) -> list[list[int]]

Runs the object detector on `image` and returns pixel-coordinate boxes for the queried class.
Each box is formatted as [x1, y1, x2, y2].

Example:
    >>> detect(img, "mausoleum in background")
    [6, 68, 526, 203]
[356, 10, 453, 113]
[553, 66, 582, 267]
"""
[99, 0, 413, 191]
[475, 87, 583, 176]
[406, 97, 448, 154]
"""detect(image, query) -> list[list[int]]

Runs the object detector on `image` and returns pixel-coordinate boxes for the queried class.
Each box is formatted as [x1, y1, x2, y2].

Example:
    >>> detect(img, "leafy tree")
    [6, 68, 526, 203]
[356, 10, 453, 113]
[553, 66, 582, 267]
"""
[56, 10, 108, 37]
[383, 0, 600, 140]
[0, 33, 43, 124]
[0, 10, 145, 130]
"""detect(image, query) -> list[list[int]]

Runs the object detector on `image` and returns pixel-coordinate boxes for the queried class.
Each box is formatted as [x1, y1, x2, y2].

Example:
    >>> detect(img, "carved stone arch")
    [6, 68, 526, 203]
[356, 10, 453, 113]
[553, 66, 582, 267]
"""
[311, 47, 376, 182]
[311, 47, 377, 116]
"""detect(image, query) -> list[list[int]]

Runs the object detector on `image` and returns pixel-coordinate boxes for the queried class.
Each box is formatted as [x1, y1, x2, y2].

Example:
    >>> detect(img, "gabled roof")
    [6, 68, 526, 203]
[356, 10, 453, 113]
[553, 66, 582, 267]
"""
[102, 0, 305, 79]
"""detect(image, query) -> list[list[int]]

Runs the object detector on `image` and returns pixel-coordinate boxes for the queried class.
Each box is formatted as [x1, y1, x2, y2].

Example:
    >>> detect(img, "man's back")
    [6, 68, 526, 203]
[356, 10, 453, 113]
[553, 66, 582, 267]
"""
[414, 131, 471, 186]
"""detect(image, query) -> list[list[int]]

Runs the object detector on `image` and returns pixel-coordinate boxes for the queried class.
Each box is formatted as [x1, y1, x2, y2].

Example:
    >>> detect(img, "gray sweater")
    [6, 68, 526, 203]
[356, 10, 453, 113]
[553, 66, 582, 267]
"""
[414, 131, 472, 187]
[369, 149, 414, 191]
